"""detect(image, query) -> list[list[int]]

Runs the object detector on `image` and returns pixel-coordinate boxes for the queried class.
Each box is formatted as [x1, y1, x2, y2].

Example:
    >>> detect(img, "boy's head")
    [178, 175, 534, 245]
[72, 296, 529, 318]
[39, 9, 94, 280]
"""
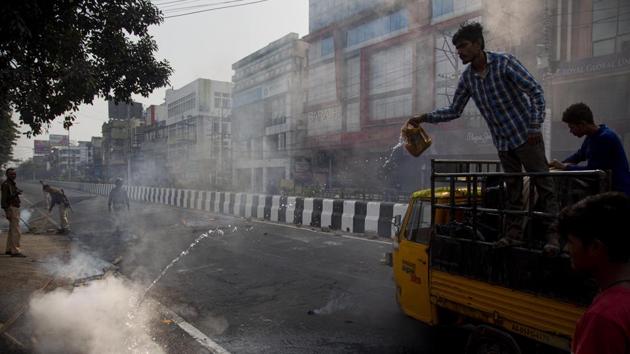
[452, 22, 485, 64]
[558, 192, 630, 272]
[562, 103, 595, 137]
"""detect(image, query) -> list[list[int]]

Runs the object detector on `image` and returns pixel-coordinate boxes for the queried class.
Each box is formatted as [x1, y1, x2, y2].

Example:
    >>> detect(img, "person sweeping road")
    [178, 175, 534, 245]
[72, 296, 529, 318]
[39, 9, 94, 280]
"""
[42, 183, 71, 233]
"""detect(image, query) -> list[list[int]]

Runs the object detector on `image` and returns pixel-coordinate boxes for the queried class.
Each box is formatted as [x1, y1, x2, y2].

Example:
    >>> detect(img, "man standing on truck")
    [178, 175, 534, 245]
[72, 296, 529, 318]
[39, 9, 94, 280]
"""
[408, 22, 559, 252]
[549, 102, 630, 196]
[557, 192, 630, 354]
[42, 184, 70, 233]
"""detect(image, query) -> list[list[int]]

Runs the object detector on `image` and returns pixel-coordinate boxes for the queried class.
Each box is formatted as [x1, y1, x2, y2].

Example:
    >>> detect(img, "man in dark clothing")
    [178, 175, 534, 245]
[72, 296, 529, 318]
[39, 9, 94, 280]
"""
[42, 184, 70, 233]
[557, 192, 630, 354]
[408, 22, 559, 252]
[1, 168, 25, 257]
[108, 178, 129, 231]
[549, 103, 630, 196]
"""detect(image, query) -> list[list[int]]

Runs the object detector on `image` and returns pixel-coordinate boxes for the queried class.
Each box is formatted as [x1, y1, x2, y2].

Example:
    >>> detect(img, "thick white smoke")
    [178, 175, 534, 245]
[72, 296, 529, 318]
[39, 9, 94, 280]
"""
[29, 251, 165, 354]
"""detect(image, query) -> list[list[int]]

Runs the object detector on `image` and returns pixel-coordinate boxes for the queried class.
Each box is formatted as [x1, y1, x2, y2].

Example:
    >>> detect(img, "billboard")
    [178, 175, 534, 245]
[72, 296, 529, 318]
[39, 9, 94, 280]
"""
[33, 140, 51, 155]
[108, 100, 143, 120]
[49, 134, 69, 146]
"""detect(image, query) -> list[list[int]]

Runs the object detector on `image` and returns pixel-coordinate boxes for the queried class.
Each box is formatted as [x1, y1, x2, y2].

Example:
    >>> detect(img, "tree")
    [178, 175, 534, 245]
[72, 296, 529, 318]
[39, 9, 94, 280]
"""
[0, 106, 19, 168]
[0, 0, 172, 136]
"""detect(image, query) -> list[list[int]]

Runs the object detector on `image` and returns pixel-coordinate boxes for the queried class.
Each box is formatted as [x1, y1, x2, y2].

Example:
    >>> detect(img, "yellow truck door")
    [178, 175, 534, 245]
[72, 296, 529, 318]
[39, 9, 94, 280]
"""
[394, 198, 434, 324]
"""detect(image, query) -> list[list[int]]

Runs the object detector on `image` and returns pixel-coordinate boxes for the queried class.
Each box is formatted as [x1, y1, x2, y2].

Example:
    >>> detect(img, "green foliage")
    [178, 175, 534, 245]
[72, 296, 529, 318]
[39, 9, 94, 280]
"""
[0, 0, 173, 136]
[0, 107, 19, 168]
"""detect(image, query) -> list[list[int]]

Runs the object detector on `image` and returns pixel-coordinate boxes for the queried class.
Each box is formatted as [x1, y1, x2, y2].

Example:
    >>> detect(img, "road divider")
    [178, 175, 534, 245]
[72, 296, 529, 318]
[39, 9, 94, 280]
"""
[50, 181, 408, 238]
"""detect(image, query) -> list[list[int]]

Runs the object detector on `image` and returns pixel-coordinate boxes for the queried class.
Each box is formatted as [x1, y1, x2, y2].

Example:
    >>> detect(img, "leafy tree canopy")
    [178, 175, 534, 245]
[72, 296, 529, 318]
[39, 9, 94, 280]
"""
[0, 0, 172, 136]
[0, 106, 19, 168]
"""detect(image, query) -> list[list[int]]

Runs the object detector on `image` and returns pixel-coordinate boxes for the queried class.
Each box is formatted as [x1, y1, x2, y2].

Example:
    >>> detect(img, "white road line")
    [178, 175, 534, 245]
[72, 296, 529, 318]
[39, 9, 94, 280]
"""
[249, 219, 392, 245]
[146, 298, 231, 354]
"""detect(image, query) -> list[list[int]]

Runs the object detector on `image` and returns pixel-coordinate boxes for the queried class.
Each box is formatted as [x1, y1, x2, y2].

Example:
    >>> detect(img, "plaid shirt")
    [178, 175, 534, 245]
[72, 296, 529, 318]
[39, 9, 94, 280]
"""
[426, 51, 545, 151]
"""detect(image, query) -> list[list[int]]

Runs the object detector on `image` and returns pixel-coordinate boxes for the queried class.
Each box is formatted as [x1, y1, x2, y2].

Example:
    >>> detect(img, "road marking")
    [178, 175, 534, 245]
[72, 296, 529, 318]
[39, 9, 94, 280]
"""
[248, 219, 392, 245]
[146, 298, 231, 354]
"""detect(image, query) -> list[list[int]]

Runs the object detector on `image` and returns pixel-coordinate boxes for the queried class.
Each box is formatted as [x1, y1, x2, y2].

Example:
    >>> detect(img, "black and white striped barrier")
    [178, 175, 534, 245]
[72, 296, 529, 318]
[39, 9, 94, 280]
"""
[49, 182, 409, 238]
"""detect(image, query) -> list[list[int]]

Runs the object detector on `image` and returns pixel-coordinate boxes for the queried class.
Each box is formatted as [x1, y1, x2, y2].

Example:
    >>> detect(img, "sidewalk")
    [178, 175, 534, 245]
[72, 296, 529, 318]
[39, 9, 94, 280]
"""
[0, 190, 221, 354]
[0, 230, 71, 353]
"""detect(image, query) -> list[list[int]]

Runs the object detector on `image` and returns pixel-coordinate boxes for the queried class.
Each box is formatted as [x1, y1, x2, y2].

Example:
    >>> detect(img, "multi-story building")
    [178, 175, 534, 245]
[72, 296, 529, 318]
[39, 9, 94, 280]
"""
[102, 117, 143, 181]
[303, 0, 549, 193]
[231, 33, 309, 193]
[546, 0, 630, 160]
[163, 78, 233, 188]
[89, 137, 103, 181]
[50, 145, 82, 178]
[132, 118, 169, 186]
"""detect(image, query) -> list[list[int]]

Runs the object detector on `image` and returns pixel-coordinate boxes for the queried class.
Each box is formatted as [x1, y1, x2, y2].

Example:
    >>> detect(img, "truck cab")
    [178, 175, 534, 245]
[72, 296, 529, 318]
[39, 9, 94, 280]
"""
[390, 159, 609, 353]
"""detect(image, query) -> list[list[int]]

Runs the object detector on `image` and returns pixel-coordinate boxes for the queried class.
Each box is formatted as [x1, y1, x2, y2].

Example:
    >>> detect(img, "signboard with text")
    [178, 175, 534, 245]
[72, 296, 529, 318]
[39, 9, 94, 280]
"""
[33, 140, 51, 155]
[49, 134, 69, 146]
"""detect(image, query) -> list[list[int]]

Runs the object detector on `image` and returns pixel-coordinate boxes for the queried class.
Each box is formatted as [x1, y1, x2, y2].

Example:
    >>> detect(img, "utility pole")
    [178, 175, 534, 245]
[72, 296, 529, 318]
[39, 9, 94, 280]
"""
[67, 127, 71, 180]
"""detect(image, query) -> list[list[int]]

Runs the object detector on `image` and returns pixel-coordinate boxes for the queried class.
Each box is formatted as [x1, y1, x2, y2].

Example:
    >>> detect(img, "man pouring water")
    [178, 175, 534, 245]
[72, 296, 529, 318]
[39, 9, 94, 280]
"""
[407, 22, 559, 254]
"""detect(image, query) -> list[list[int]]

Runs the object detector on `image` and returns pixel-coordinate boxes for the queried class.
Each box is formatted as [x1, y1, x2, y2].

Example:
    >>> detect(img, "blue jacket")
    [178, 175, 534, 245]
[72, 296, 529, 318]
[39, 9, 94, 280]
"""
[563, 125, 630, 196]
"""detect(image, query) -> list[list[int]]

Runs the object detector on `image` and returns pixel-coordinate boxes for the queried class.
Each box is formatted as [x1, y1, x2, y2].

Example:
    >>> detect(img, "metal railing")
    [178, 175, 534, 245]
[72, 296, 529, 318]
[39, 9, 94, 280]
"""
[430, 159, 610, 248]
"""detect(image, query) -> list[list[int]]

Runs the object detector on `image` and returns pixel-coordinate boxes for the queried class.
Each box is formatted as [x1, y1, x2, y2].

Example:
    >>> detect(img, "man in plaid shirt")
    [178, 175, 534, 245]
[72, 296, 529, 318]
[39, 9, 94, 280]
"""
[409, 22, 559, 253]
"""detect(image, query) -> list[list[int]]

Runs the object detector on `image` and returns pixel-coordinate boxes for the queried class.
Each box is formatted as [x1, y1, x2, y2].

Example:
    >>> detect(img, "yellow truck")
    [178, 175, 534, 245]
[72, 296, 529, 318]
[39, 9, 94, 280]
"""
[388, 160, 609, 353]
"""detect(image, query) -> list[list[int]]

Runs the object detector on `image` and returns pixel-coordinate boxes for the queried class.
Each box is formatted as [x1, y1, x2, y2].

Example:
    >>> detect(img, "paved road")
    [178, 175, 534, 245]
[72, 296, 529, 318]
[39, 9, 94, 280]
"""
[20, 183, 465, 353]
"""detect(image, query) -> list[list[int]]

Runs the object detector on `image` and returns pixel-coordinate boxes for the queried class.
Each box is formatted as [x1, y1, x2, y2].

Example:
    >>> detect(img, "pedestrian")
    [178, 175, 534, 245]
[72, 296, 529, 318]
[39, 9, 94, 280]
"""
[1, 168, 25, 257]
[549, 102, 630, 196]
[557, 192, 630, 354]
[408, 22, 559, 253]
[108, 178, 129, 232]
[42, 184, 70, 233]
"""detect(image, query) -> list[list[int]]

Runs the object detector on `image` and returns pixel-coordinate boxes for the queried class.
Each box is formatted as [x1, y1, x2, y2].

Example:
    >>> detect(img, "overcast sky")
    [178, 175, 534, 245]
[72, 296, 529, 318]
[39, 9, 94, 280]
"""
[13, 0, 309, 162]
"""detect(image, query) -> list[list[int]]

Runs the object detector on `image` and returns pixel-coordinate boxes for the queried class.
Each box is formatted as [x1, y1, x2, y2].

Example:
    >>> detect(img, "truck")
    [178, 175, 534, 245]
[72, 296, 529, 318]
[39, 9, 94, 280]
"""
[388, 159, 609, 353]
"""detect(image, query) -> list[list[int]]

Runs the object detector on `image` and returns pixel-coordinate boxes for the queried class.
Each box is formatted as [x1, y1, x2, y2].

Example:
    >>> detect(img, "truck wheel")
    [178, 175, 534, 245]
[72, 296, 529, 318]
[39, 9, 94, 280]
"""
[465, 325, 521, 354]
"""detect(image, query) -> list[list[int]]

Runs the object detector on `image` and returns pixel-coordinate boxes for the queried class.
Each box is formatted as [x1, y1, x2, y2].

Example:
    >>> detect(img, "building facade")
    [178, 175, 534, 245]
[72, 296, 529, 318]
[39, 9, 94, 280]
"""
[231, 33, 309, 193]
[163, 78, 233, 188]
[102, 117, 143, 181]
[546, 0, 630, 160]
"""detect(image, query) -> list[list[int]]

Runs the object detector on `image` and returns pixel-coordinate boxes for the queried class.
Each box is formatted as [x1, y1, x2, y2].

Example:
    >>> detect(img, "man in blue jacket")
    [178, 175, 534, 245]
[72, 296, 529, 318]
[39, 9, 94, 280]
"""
[549, 103, 630, 196]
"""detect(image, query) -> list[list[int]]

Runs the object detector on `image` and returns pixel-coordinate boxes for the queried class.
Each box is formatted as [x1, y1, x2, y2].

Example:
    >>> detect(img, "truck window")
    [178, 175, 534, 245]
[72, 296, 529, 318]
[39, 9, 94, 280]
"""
[406, 200, 430, 243]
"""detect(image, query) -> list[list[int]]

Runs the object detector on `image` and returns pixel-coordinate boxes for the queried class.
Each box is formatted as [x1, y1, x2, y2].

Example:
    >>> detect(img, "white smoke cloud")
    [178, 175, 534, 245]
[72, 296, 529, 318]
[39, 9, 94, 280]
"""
[44, 247, 112, 280]
[29, 276, 164, 354]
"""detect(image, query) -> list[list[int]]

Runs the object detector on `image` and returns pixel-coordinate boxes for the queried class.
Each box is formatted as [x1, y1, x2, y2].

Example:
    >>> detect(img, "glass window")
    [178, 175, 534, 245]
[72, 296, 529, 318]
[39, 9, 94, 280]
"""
[369, 44, 412, 96]
[432, 0, 453, 18]
[346, 9, 408, 48]
[592, 0, 630, 56]
[405, 200, 431, 243]
[432, 0, 480, 21]
[321, 37, 334, 57]
[344, 56, 360, 99]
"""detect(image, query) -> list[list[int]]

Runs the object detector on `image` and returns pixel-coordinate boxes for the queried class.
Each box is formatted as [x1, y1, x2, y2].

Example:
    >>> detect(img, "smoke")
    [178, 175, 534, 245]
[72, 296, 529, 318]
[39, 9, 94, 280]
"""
[28, 276, 164, 354]
[45, 247, 112, 280]
[30, 249, 164, 354]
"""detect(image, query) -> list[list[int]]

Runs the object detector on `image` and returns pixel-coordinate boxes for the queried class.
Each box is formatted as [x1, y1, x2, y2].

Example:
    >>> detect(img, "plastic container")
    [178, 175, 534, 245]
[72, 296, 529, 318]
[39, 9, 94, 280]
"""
[401, 123, 432, 157]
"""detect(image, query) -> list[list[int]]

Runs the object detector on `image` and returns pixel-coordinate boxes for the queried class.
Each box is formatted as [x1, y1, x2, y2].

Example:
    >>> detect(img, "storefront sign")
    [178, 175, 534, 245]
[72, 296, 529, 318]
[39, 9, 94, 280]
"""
[556, 52, 630, 76]
[307, 105, 342, 136]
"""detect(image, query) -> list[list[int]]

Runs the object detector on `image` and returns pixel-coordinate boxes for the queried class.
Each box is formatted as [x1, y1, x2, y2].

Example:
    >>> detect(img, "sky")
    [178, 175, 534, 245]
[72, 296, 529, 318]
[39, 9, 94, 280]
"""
[13, 0, 309, 162]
